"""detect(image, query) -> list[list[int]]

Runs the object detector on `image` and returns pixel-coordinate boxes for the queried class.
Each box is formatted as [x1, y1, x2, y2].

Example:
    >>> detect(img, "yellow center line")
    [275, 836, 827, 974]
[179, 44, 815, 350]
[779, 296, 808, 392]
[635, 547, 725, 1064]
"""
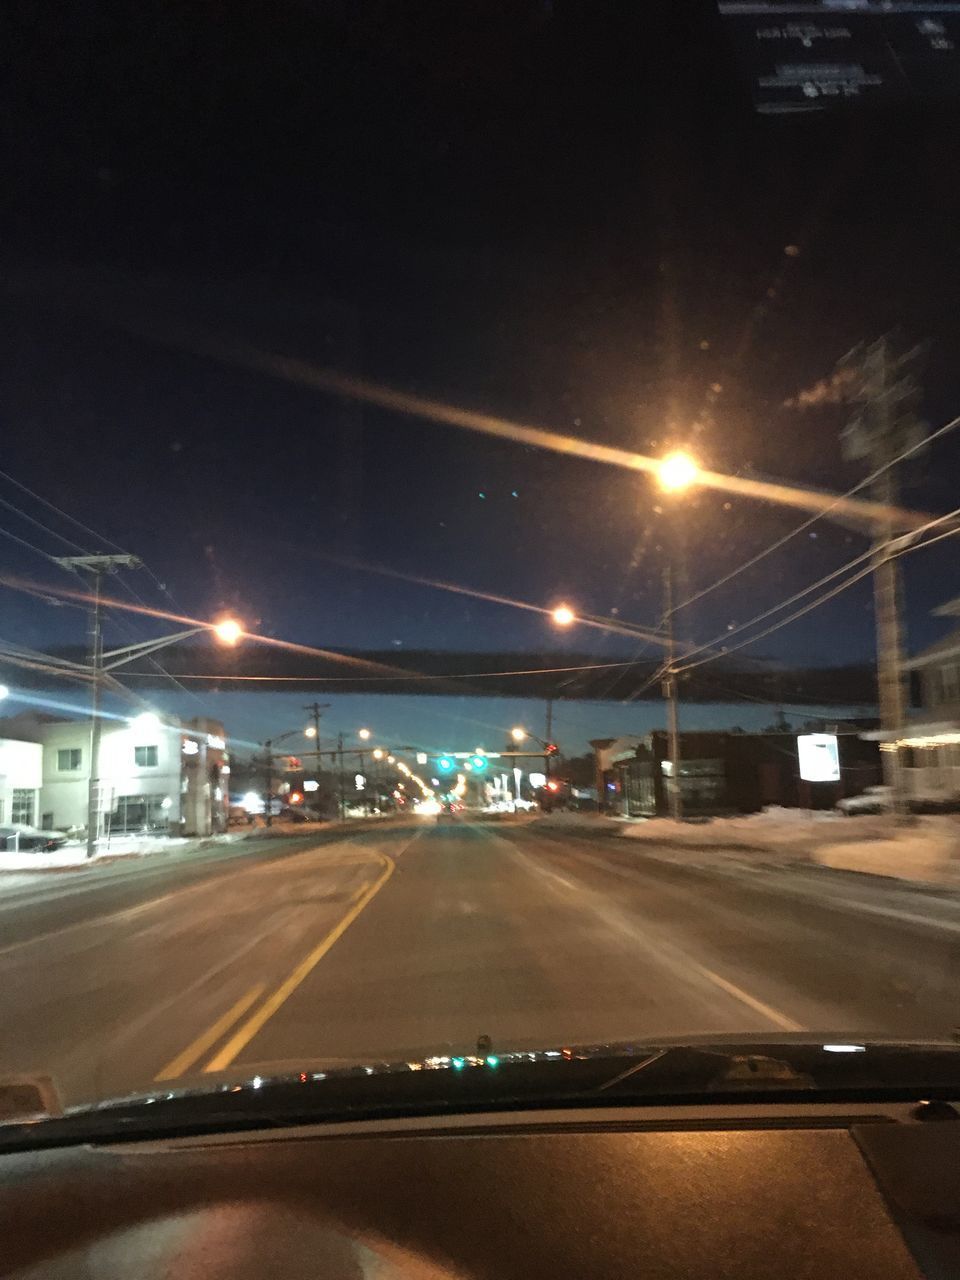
[203, 853, 396, 1073]
[154, 982, 267, 1081]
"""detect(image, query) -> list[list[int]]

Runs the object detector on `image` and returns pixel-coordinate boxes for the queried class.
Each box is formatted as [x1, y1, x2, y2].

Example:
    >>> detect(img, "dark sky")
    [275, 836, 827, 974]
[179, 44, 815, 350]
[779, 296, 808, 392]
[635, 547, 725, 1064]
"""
[3, 0, 960, 693]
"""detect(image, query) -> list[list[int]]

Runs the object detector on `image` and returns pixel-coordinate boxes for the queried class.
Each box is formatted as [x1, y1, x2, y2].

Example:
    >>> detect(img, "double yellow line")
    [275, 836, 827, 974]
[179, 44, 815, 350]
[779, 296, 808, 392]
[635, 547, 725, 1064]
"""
[155, 853, 395, 1081]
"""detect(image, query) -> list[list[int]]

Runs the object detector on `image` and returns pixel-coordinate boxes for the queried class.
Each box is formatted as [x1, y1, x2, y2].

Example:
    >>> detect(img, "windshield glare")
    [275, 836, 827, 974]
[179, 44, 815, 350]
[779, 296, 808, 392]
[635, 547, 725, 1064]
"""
[2, 2, 960, 1115]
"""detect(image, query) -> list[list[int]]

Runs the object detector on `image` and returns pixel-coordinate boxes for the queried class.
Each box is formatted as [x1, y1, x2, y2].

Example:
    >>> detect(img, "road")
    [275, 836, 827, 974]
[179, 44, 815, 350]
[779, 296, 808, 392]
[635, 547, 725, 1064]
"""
[2, 818, 960, 1107]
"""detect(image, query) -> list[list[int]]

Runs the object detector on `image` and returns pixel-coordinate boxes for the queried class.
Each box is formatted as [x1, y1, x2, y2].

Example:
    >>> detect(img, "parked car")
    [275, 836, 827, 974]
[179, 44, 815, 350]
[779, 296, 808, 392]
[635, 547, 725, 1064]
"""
[835, 786, 893, 816]
[0, 825, 68, 852]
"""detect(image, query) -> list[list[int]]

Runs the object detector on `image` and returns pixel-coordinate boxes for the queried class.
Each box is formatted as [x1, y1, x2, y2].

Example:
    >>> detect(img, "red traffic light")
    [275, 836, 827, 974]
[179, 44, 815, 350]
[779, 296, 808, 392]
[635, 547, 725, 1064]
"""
[545, 743, 559, 755]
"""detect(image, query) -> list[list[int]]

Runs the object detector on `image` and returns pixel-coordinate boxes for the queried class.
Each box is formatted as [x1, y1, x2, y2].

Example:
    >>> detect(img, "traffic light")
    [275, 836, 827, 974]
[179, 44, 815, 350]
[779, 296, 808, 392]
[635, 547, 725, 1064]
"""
[545, 743, 558, 756]
[437, 756, 455, 774]
[470, 754, 488, 772]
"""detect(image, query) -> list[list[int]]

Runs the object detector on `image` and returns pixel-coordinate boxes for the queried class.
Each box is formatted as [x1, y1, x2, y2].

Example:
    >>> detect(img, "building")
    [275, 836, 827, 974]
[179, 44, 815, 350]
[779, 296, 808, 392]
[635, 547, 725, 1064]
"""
[593, 727, 881, 818]
[0, 735, 43, 828]
[864, 594, 960, 808]
[0, 711, 229, 836]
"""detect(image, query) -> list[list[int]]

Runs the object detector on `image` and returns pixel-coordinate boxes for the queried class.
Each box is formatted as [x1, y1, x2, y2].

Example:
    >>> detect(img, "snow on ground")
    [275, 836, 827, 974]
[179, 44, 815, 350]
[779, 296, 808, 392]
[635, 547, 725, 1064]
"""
[0, 833, 240, 873]
[538, 808, 960, 886]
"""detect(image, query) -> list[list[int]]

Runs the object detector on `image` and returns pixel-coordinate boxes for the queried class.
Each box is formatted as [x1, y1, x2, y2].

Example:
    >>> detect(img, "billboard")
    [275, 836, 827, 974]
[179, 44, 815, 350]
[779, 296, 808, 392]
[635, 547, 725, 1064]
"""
[719, 2, 960, 111]
[797, 733, 841, 783]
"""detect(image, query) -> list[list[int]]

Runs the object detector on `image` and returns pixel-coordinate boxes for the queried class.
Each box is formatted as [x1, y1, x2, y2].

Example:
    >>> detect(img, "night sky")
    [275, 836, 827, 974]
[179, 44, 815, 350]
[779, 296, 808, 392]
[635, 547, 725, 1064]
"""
[3, 0, 960, 752]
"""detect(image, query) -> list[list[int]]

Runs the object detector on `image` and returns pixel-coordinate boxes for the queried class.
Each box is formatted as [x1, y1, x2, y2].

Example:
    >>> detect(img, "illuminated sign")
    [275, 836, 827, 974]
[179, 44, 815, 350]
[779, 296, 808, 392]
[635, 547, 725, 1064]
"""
[416, 751, 427, 764]
[529, 772, 546, 788]
[182, 739, 199, 756]
[355, 773, 366, 790]
[206, 734, 226, 750]
[303, 779, 319, 792]
[797, 733, 841, 783]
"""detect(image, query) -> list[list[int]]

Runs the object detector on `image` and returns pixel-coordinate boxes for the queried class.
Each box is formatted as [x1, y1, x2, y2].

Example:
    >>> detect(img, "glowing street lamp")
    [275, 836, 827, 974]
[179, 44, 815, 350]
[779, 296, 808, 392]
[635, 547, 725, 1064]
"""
[304, 725, 317, 738]
[372, 748, 385, 761]
[551, 604, 576, 628]
[511, 726, 527, 742]
[657, 450, 699, 493]
[358, 728, 371, 740]
[213, 617, 243, 646]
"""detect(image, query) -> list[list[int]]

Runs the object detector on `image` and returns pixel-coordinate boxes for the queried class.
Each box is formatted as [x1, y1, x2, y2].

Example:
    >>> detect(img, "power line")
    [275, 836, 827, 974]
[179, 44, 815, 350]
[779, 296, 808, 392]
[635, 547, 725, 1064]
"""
[677, 498, 960, 672]
[0, 494, 87, 554]
[672, 409, 960, 616]
[113, 657, 663, 682]
[0, 523, 65, 566]
[677, 504, 960, 675]
[0, 466, 177, 606]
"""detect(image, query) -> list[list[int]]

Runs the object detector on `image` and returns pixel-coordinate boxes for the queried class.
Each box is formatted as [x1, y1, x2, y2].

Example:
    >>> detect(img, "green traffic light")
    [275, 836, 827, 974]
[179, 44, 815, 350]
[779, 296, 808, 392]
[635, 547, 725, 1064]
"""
[452, 1057, 465, 1070]
[485, 1055, 499, 1068]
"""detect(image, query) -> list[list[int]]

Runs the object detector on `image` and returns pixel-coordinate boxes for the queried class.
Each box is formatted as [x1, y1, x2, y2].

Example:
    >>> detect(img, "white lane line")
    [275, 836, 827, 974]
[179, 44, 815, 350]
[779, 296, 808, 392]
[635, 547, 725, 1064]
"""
[535, 837, 960, 937]
[683, 962, 803, 1032]
[505, 838, 805, 1034]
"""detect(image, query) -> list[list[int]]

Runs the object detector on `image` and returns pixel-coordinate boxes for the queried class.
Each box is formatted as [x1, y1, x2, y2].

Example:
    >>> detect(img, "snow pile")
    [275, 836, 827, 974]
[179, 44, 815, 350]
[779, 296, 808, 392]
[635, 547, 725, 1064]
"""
[615, 808, 960, 885]
[0, 832, 240, 873]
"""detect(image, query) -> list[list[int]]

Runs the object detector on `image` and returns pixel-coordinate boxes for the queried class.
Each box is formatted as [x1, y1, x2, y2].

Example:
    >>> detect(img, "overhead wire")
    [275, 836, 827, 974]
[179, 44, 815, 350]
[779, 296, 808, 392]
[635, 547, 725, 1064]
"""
[672, 410, 960, 616]
[676, 503, 960, 675]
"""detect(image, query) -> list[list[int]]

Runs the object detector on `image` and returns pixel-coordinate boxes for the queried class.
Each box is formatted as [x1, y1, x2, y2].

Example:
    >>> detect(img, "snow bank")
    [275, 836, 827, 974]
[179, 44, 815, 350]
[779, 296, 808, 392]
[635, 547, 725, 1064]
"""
[0, 833, 239, 873]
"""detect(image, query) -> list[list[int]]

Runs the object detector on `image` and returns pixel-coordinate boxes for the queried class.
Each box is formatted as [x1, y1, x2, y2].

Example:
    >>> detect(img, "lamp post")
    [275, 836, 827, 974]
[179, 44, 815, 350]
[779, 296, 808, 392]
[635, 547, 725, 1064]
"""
[657, 450, 699, 822]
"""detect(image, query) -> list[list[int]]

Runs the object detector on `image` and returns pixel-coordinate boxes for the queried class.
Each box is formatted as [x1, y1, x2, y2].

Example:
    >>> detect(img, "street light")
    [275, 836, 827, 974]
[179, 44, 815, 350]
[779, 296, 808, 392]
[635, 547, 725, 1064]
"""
[304, 725, 317, 738]
[511, 726, 527, 742]
[372, 748, 385, 760]
[358, 728, 371, 740]
[658, 450, 699, 493]
[0, 684, 8, 701]
[551, 604, 576, 628]
[212, 617, 243, 645]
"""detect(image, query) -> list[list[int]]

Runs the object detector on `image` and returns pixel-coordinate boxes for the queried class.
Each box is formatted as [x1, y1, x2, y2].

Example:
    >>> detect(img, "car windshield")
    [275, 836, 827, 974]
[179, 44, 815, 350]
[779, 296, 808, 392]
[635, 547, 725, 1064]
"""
[2, 1, 960, 1116]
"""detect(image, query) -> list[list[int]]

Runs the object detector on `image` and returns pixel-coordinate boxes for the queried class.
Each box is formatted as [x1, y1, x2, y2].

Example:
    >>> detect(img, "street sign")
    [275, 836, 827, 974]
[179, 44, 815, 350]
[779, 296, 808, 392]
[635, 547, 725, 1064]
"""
[797, 733, 841, 783]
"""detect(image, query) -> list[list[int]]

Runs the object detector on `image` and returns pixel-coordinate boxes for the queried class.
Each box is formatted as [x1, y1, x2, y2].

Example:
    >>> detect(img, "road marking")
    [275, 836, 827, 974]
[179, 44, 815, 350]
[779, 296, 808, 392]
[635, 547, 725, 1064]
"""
[0, 839, 396, 959]
[508, 838, 804, 1034]
[671, 960, 803, 1031]
[154, 983, 267, 1081]
[203, 853, 396, 1072]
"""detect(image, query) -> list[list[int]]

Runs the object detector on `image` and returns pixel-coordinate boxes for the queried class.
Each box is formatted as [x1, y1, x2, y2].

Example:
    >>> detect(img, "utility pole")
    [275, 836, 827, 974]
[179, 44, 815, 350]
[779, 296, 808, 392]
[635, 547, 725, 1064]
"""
[337, 731, 346, 822]
[663, 563, 682, 821]
[53, 554, 141, 858]
[544, 697, 554, 780]
[263, 738, 274, 828]
[839, 336, 927, 814]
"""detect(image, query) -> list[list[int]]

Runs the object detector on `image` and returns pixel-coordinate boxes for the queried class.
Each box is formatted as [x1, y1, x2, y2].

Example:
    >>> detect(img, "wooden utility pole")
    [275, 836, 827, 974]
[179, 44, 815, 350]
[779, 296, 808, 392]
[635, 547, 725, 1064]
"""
[663, 563, 682, 821]
[839, 336, 927, 813]
[53, 554, 141, 857]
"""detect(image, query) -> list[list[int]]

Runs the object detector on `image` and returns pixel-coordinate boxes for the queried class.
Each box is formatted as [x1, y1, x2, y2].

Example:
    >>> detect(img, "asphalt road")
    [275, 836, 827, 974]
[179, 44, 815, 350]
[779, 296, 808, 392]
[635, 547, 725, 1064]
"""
[2, 817, 960, 1108]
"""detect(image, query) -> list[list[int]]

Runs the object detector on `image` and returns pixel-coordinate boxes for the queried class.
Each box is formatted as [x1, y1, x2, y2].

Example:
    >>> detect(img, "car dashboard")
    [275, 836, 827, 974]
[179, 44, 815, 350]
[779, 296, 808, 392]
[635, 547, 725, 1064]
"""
[2, 1098, 959, 1279]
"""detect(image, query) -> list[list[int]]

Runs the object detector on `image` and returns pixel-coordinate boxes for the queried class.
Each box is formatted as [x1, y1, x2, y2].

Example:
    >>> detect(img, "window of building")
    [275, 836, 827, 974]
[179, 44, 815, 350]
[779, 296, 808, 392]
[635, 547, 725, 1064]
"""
[107, 794, 168, 833]
[12, 789, 35, 826]
[134, 745, 159, 768]
[57, 747, 83, 771]
[41, 812, 54, 830]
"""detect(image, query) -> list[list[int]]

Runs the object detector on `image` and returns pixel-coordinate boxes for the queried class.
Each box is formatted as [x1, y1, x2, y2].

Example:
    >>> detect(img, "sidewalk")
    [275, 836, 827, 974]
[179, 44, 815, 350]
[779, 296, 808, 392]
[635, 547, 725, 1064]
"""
[0, 813, 397, 874]
[534, 808, 960, 888]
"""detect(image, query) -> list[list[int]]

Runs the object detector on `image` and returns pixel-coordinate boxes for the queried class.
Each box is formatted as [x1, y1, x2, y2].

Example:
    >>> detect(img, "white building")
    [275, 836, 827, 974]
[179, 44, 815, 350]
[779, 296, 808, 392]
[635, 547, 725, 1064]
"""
[0, 736, 43, 828]
[0, 711, 229, 836]
[865, 593, 960, 807]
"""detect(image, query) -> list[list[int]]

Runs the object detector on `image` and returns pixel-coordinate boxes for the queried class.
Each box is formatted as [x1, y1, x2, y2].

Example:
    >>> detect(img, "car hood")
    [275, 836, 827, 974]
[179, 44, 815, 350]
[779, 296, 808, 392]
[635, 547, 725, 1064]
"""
[2, 1034, 959, 1152]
